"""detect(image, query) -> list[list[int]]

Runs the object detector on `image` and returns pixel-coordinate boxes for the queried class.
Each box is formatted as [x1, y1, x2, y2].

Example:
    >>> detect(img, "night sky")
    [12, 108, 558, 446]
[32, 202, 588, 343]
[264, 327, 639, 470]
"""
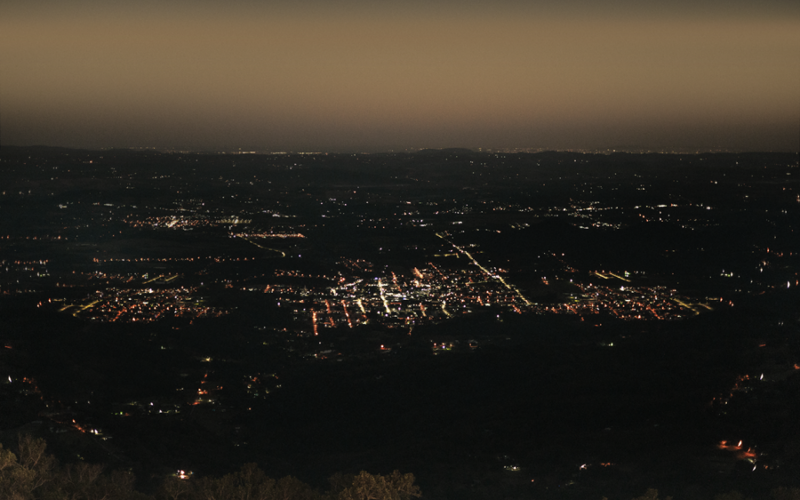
[2, 0, 798, 152]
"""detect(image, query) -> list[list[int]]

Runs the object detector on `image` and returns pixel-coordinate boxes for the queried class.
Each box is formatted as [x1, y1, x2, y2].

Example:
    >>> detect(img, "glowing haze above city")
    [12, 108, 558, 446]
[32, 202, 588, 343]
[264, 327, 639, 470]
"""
[1, 0, 798, 152]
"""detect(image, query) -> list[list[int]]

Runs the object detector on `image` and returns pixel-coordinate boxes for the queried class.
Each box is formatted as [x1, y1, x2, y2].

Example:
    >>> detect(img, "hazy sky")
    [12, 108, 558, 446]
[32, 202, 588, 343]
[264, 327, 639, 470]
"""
[2, 0, 798, 152]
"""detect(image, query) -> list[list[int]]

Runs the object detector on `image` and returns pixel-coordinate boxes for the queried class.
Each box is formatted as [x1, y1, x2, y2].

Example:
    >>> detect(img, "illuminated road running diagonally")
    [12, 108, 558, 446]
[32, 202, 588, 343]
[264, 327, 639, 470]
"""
[377, 279, 392, 314]
[436, 233, 531, 307]
[341, 300, 353, 328]
[312, 310, 319, 336]
[672, 298, 700, 316]
[241, 237, 286, 257]
[441, 301, 452, 317]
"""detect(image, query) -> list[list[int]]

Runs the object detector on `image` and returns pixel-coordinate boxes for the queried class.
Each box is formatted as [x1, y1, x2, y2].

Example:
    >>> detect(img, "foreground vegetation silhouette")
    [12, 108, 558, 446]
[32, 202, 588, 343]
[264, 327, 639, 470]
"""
[4, 435, 800, 500]
[0, 435, 421, 500]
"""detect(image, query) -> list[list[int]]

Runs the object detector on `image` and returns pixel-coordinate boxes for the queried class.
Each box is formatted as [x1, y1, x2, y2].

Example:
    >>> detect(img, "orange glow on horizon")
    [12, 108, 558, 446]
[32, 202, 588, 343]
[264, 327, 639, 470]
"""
[1, 3, 797, 151]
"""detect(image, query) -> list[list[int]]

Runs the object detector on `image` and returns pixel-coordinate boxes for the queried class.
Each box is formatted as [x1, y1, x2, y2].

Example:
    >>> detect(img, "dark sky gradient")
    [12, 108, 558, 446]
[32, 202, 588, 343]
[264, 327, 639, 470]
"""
[2, 0, 798, 152]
